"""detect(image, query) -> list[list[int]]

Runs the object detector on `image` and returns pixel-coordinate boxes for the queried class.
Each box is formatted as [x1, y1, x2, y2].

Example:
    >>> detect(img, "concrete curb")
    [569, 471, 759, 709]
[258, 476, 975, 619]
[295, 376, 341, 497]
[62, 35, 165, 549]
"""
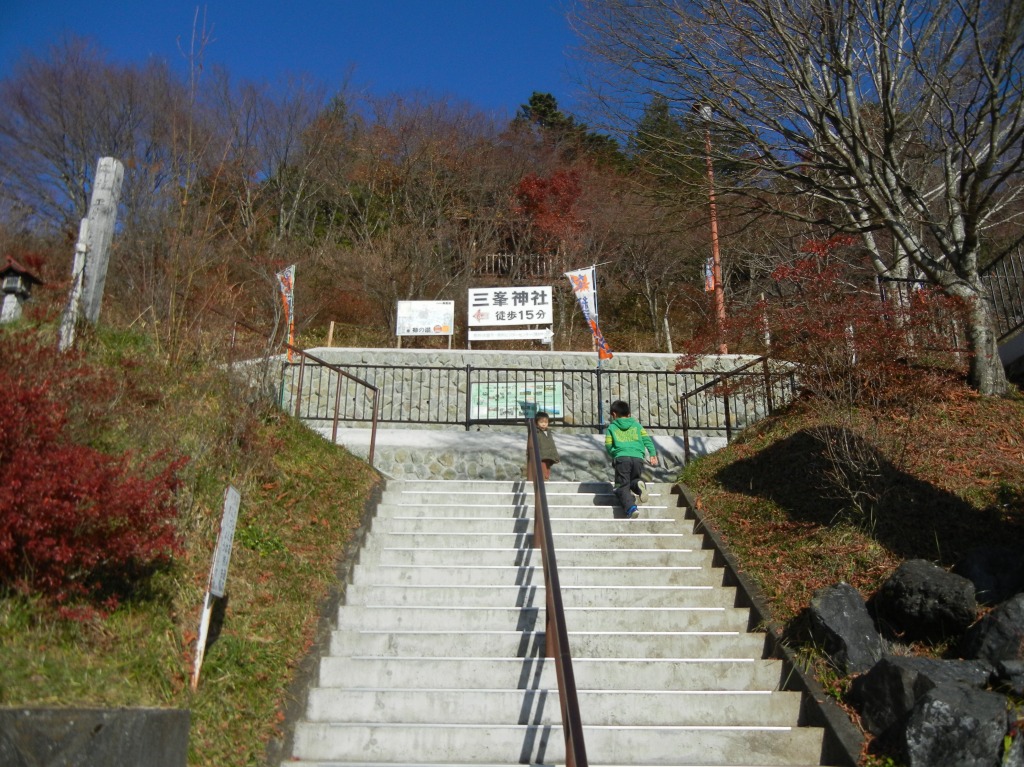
[672, 482, 864, 767]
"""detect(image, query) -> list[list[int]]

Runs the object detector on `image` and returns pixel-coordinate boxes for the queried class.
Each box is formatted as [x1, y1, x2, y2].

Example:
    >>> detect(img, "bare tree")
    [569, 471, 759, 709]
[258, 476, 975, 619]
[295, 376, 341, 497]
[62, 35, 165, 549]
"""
[575, 0, 1024, 394]
[315, 96, 512, 330]
[0, 38, 186, 236]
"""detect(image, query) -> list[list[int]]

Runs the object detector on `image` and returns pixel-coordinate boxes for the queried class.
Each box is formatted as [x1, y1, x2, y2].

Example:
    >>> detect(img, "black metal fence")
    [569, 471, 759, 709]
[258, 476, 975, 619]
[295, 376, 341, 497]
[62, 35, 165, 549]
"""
[280, 358, 799, 436]
[982, 247, 1024, 340]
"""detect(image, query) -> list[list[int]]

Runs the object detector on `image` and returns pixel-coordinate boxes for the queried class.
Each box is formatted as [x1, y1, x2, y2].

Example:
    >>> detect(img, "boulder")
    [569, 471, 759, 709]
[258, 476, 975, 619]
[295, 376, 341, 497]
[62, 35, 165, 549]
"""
[993, 660, 1024, 696]
[953, 546, 1024, 605]
[808, 582, 885, 674]
[848, 656, 993, 736]
[963, 593, 1024, 664]
[874, 559, 977, 641]
[901, 684, 1009, 767]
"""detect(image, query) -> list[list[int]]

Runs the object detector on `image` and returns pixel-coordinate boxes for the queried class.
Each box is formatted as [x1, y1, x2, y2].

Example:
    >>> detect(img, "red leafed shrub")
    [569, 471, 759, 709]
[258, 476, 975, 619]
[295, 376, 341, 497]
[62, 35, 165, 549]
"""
[0, 335, 186, 610]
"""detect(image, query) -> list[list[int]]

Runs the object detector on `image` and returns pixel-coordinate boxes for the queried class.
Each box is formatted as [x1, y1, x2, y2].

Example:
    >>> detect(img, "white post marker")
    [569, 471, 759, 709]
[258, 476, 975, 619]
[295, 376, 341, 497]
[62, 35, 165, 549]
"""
[191, 485, 241, 691]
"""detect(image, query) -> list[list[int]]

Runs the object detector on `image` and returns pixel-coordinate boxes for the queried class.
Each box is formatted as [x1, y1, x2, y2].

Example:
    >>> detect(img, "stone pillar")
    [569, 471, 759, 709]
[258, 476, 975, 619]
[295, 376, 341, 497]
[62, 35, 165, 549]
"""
[81, 157, 125, 325]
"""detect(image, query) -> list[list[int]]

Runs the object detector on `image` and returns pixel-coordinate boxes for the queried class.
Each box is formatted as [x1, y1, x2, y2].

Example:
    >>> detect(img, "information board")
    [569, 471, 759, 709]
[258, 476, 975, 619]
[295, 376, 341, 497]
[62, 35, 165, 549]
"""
[396, 300, 454, 336]
[469, 381, 563, 420]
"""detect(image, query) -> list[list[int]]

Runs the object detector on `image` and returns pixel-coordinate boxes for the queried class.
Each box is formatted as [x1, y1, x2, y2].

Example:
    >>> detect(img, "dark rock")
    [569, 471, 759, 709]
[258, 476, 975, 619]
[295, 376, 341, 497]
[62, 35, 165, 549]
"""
[874, 559, 977, 641]
[963, 593, 1024, 664]
[953, 546, 1024, 605]
[993, 660, 1024, 696]
[809, 582, 885, 674]
[901, 684, 1008, 767]
[848, 656, 993, 736]
[1005, 728, 1024, 767]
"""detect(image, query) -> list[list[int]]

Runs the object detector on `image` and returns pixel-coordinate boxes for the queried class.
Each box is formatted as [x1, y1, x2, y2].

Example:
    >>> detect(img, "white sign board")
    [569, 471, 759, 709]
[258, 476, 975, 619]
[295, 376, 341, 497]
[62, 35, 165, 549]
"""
[396, 300, 454, 336]
[467, 286, 553, 327]
[210, 486, 241, 598]
[469, 329, 554, 342]
[192, 484, 241, 690]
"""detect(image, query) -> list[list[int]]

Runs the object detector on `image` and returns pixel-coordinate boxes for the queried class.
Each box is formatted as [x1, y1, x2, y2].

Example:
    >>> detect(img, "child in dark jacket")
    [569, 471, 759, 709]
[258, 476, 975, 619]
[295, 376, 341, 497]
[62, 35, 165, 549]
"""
[604, 400, 658, 518]
[526, 411, 560, 481]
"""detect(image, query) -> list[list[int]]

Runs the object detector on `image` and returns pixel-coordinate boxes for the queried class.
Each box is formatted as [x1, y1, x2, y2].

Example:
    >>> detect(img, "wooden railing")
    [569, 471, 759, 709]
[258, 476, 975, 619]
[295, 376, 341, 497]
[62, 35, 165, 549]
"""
[526, 419, 588, 767]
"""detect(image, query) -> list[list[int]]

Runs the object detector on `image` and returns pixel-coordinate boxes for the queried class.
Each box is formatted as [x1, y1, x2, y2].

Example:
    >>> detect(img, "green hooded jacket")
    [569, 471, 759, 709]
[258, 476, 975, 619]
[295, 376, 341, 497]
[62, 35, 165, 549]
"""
[604, 417, 657, 460]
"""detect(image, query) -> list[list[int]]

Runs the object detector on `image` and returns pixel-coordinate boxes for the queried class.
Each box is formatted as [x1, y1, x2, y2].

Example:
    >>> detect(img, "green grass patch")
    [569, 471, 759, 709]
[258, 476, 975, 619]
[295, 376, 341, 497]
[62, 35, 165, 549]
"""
[0, 324, 381, 766]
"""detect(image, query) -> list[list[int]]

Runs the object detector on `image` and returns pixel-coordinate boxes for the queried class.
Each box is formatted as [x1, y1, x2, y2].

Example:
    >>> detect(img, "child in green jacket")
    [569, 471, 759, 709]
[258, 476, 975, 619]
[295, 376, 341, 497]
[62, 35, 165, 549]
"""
[604, 400, 658, 518]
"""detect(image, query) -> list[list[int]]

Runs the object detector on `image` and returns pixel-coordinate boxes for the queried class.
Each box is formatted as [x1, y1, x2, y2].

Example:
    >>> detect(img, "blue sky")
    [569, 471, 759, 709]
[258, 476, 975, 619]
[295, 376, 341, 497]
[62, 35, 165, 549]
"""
[0, 0, 585, 119]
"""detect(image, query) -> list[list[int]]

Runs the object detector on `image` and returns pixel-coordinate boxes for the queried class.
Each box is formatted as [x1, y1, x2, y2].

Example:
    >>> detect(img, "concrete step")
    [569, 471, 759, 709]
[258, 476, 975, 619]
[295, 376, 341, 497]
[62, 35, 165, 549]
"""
[335, 605, 752, 633]
[350, 563, 726, 588]
[366, 546, 715, 568]
[304, 687, 802, 726]
[369, 514, 694, 535]
[290, 721, 825, 765]
[360, 530, 704, 551]
[284, 478, 830, 767]
[329, 629, 768, 659]
[343, 583, 737, 609]
[378, 490, 670, 508]
[316, 656, 785, 690]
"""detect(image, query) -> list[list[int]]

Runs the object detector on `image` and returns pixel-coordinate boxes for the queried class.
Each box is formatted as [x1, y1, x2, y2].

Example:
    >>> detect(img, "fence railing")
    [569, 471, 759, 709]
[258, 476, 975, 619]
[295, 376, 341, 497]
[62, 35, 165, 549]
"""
[982, 247, 1024, 340]
[207, 313, 382, 467]
[680, 356, 800, 462]
[280, 357, 797, 445]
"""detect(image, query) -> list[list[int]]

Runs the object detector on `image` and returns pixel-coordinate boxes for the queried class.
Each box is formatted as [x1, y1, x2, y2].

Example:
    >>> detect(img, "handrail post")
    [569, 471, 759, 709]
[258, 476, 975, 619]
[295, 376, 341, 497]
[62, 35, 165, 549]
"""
[464, 364, 472, 431]
[332, 373, 342, 445]
[723, 385, 733, 443]
[294, 354, 306, 419]
[368, 390, 379, 467]
[762, 356, 774, 414]
[681, 395, 692, 464]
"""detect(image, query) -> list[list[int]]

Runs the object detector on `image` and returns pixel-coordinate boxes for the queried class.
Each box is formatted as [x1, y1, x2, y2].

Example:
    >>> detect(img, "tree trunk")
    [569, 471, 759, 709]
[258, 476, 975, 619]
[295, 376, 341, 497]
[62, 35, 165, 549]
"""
[962, 292, 1009, 396]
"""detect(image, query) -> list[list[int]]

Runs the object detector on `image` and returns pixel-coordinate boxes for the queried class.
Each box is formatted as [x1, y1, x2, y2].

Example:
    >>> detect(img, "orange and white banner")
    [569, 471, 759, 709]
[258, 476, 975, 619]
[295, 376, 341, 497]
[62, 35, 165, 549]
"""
[275, 264, 296, 361]
[565, 266, 613, 360]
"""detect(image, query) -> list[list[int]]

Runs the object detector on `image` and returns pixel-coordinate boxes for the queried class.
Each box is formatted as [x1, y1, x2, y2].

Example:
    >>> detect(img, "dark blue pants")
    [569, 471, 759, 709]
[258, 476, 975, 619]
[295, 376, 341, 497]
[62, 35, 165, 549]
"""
[612, 457, 644, 513]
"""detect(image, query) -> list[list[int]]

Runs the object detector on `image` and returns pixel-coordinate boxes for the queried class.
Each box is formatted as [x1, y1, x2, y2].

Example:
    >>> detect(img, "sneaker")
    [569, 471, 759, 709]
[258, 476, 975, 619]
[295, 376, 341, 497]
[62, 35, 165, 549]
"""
[636, 481, 649, 504]
[627, 505, 639, 519]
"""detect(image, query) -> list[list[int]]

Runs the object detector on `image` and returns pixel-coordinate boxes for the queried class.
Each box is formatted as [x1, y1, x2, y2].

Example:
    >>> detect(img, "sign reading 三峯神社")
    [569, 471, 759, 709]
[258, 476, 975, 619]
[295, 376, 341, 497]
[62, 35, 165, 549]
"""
[467, 286, 552, 327]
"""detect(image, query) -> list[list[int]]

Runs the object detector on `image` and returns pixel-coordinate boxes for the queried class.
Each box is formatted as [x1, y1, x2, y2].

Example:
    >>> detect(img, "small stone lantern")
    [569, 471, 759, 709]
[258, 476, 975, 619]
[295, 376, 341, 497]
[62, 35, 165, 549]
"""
[0, 256, 43, 324]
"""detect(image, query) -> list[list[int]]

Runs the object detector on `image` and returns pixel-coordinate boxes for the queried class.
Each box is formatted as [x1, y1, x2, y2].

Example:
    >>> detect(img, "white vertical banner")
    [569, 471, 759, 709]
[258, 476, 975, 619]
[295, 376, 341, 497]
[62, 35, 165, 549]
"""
[275, 265, 296, 361]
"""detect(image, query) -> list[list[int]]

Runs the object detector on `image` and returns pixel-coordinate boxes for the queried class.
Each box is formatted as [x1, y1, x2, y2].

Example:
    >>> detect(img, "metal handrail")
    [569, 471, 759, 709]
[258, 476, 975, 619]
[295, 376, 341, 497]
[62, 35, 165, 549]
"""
[680, 355, 798, 462]
[981, 246, 1024, 341]
[287, 348, 380, 467]
[526, 419, 588, 767]
[222, 314, 381, 468]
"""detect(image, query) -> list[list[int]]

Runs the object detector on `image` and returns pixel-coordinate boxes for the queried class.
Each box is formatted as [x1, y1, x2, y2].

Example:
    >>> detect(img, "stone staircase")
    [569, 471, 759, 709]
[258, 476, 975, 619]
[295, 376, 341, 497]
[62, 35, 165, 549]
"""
[283, 479, 833, 766]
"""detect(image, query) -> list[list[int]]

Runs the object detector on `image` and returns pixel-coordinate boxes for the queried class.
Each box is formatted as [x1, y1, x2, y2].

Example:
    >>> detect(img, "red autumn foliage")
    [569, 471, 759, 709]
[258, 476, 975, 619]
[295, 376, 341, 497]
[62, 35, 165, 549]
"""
[678, 237, 969, 406]
[0, 335, 186, 611]
[513, 169, 582, 252]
